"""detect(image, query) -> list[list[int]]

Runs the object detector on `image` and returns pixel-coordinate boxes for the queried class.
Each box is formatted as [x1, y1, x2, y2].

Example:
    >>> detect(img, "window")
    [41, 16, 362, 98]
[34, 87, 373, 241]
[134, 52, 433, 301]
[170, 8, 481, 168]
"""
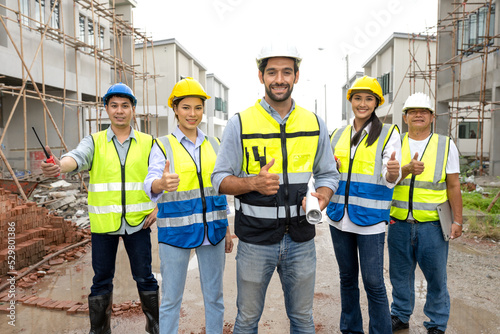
[35, 0, 45, 28]
[99, 27, 105, 49]
[50, 0, 60, 29]
[457, 4, 495, 54]
[459, 122, 481, 139]
[88, 19, 94, 46]
[215, 97, 222, 111]
[20, 0, 30, 26]
[79, 15, 85, 42]
[377, 72, 391, 96]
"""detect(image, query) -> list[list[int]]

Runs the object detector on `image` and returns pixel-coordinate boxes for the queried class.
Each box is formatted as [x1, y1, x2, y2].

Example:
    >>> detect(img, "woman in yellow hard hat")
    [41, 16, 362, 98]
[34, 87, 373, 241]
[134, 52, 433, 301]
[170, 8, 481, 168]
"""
[144, 77, 233, 334]
[325, 75, 402, 333]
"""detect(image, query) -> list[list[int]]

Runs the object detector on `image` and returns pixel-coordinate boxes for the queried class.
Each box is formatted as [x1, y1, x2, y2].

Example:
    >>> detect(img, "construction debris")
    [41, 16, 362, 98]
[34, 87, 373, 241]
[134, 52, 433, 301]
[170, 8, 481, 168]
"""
[0, 181, 90, 277]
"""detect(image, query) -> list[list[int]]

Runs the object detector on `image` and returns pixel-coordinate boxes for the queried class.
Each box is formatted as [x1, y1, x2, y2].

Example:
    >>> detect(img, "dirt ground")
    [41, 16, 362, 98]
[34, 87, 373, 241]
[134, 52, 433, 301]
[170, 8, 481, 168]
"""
[1, 211, 499, 333]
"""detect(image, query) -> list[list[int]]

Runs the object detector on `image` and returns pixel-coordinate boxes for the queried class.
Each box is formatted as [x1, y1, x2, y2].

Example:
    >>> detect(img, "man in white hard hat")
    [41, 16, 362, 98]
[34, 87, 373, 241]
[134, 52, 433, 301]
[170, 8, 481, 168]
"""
[388, 92, 463, 334]
[212, 42, 339, 333]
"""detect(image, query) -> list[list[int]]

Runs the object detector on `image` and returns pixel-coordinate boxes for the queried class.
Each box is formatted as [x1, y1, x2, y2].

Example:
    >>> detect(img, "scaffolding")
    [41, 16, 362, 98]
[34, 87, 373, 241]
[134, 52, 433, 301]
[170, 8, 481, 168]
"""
[0, 0, 159, 199]
[434, 0, 500, 174]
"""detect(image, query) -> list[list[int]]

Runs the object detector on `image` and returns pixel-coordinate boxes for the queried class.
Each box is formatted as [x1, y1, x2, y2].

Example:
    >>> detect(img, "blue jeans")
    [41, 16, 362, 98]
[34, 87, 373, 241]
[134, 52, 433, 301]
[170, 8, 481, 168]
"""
[388, 219, 450, 331]
[90, 227, 158, 296]
[233, 234, 316, 334]
[329, 226, 391, 334]
[159, 240, 226, 334]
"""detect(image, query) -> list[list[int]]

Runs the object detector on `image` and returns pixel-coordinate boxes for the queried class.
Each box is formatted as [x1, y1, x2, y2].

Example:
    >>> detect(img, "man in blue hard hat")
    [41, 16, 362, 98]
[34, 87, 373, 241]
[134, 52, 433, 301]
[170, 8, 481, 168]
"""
[41, 82, 159, 334]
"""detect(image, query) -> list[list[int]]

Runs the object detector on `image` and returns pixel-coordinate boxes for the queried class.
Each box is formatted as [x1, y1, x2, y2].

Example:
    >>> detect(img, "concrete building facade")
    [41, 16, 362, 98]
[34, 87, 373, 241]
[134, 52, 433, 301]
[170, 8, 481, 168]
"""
[436, 1, 497, 175]
[134, 38, 229, 138]
[359, 32, 436, 133]
[0, 0, 138, 172]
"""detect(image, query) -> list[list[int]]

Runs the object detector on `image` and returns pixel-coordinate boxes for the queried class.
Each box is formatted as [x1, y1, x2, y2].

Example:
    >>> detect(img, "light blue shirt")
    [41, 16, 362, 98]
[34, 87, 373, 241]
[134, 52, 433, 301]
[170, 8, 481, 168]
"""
[62, 126, 145, 235]
[144, 126, 206, 202]
[211, 98, 340, 194]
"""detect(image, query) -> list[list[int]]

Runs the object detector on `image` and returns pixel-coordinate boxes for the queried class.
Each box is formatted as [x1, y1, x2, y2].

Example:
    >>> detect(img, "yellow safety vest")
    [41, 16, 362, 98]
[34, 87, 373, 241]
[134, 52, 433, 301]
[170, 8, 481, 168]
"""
[391, 133, 449, 222]
[327, 124, 399, 225]
[88, 130, 155, 233]
[155, 134, 228, 248]
[235, 100, 320, 245]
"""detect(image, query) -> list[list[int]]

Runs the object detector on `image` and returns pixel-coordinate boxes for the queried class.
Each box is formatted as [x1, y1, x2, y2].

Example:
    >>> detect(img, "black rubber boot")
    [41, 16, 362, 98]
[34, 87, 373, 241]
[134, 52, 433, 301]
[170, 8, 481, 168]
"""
[139, 290, 160, 334]
[88, 292, 112, 334]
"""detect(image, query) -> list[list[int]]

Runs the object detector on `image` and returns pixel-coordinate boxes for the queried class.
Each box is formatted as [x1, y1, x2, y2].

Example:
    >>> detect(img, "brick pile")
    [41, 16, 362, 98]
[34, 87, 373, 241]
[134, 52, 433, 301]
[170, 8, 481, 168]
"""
[0, 291, 144, 317]
[0, 187, 89, 276]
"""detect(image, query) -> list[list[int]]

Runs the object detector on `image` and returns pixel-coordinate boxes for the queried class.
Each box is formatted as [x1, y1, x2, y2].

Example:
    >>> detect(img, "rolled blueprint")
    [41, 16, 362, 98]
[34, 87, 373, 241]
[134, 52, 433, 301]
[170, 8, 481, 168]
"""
[306, 177, 322, 224]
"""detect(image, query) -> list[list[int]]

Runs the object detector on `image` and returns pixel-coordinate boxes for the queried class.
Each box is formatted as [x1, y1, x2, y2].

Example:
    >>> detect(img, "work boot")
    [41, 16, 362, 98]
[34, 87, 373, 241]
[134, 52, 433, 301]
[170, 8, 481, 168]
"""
[139, 290, 160, 334]
[88, 292, 112, 334]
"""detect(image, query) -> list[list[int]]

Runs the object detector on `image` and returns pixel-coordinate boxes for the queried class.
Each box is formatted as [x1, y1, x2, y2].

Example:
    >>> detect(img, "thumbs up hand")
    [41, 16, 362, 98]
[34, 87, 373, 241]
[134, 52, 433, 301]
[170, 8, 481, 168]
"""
[157, 160, 180, 192]
[386, 151, 400, 183]
[409, 152, 425, 175]
[252, 158, 280, 195]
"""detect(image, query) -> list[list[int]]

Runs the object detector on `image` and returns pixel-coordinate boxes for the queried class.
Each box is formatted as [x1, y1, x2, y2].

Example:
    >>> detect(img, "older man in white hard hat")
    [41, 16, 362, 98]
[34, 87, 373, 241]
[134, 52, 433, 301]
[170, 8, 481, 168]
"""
[212, 42, 339, 333]
[388, 92, 463, 334]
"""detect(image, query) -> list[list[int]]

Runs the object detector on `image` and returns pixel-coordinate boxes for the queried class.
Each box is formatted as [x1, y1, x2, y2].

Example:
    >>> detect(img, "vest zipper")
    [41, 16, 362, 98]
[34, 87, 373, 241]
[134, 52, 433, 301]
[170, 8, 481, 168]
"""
[280, 123, 290, 230]
[181, 143, 208, 235]
[344, 129, 362, 210]
[112, 139, 130, 223]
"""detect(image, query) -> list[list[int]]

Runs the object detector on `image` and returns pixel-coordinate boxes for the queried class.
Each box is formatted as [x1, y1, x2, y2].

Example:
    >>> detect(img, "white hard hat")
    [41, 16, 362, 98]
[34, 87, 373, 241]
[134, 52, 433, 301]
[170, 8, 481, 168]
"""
[402, 92, 434, 113]
[256, 42, 302, 68]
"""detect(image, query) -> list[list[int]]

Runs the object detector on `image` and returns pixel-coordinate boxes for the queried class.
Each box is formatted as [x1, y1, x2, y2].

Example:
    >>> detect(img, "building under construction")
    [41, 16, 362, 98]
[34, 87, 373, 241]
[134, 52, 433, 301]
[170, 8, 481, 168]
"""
[0, 0, 158, 199]
[436, 0, 500, 176]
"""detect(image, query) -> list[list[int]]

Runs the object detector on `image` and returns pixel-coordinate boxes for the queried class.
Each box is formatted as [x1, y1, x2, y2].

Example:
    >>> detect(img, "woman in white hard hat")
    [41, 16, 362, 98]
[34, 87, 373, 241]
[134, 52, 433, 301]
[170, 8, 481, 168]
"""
[326, 76, 402, 334]
[144, 77, 233, 334]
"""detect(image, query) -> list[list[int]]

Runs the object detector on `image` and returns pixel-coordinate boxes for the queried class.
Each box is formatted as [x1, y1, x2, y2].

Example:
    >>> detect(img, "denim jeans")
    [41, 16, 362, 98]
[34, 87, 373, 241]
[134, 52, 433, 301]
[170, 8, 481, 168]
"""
[329, 226, 391, 334]
[233, 234, 316, 334]
[388, 219, 450, 332]
[159, 240, 226, 334]
[90, 227, 158, 296]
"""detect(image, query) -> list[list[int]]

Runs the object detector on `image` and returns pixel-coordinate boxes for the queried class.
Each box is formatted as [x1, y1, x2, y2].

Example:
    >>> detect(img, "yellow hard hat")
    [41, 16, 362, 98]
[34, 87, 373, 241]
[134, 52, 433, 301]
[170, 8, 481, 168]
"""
[347, 75, 385, 106]
[168, 77, 210, 108]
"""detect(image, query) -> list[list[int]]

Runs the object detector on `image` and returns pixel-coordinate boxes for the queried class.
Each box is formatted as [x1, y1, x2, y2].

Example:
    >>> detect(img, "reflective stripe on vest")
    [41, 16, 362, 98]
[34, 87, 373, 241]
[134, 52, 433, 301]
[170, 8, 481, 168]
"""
[88, 130, 155, 233]
[391, 133, 449, 222]
[155, 134, 228, 248]
[327, 124, 398, 226]
[235, 100, 320, 244]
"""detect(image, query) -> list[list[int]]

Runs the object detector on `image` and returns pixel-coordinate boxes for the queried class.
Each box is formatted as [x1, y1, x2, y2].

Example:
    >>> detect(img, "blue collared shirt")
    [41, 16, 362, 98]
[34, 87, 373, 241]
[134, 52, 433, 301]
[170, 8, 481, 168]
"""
[62, 126, 144, 235]
[211, 98, 339, 194]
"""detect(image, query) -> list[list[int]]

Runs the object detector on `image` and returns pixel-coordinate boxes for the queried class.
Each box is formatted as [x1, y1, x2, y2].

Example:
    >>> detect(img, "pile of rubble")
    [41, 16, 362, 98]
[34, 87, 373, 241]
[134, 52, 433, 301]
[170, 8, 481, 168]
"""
[32, 176, 90, 229]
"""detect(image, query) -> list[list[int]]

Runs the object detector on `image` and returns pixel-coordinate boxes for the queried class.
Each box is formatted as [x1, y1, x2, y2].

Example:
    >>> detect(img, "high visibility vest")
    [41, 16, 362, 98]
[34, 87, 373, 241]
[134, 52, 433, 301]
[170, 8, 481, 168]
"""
[391, 133, 449, 222]
[327, 124, 398, 226]
[235, 100, 320, 245]
[88, 130, 156, 233]
[155, 134, 228, 248]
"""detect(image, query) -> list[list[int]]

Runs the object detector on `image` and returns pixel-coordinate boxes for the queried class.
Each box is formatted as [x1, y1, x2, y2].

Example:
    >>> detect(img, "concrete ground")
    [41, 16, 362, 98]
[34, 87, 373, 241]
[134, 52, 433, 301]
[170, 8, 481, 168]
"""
[1, 198, 499, 333]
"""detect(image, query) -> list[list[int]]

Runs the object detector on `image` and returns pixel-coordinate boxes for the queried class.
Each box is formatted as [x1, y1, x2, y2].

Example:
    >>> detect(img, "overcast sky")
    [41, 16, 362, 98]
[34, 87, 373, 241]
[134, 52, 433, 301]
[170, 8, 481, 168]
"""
[133, 0, 438, 129]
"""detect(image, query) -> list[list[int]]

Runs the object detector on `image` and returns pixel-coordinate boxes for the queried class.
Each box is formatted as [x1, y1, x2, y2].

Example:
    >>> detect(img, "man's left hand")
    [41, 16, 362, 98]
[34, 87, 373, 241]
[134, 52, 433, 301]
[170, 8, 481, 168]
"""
[143, 206, 158, 229]
[450, 222, 463, 239]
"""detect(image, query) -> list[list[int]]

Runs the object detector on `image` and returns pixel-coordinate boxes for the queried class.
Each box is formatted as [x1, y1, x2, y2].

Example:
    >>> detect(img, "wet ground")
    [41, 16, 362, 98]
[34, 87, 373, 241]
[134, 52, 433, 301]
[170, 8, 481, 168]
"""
[1, 205, 499, 333]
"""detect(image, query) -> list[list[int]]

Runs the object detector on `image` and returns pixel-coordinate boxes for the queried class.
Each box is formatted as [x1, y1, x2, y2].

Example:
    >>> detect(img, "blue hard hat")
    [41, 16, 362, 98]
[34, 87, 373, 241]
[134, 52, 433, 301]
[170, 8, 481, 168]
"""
[103, 82, 137, 106]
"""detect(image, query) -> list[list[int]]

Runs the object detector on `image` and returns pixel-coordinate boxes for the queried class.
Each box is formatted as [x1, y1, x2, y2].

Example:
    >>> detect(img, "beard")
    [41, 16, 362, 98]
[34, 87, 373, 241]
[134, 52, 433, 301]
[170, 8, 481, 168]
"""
[265, 83, 294, 102]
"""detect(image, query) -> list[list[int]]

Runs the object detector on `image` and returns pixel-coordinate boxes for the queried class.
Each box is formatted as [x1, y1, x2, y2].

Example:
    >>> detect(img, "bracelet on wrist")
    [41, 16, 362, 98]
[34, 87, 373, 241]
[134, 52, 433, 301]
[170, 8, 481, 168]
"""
[452, 221, 463, 227]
